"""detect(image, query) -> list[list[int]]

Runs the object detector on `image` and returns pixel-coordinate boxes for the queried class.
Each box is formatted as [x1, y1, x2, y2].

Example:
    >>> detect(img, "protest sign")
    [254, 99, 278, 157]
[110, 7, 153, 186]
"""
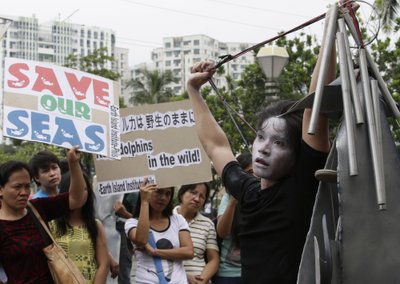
[94, 100, 212, 196]
[2, 57, 120, 159]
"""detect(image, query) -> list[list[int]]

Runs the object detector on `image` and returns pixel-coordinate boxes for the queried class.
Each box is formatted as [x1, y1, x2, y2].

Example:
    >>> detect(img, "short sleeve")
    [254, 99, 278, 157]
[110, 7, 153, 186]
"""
[206, 220, 219, 251]
[125, 218, 138, 237]
[175, 214, 190, 232]
[218, 193, 230, 217]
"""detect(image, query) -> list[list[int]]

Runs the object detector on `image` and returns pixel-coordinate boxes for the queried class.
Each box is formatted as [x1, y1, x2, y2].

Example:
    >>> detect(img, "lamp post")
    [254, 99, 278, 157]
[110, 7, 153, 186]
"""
[256, 46, 289, 101]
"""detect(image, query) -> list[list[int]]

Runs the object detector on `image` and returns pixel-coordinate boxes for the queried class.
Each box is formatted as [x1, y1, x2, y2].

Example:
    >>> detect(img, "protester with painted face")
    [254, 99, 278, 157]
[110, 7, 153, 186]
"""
[186, 15, 335, 284]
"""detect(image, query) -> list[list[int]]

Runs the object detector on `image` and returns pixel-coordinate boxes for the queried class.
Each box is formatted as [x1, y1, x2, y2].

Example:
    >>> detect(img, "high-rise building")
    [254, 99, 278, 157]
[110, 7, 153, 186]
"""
[1, 14, 116, 68]
[149, 34, 255, 95]
[114, 47, 131, 107]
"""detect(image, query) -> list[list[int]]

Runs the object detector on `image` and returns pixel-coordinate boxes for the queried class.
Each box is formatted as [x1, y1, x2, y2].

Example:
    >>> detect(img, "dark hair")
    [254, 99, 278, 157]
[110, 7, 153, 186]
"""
[133, 187, 175, 218]
[257, 100, 303, 157]
[236, 152, 252, 170]
[177, 182, 210, 204]
[53, 172, 98, 246]
[29, 151, 60, 184]
[0, 160, 32, 187]
[59, 159, 69, 175]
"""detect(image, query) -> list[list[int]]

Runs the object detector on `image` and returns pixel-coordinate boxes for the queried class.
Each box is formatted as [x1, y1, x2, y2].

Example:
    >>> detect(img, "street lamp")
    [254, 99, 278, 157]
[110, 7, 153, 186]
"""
[256, 46, 289, 101]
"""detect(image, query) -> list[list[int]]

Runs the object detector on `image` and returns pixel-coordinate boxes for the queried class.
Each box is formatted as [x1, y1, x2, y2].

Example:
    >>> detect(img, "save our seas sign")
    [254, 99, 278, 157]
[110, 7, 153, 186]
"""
[2, 57, 121, 159]
[94, 100, 212, 196]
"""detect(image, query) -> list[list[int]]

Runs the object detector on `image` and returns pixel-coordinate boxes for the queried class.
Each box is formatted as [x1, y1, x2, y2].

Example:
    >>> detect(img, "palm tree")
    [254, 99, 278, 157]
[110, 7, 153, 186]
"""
[126, 68, 179, 105]
[375, 0, 399, 30]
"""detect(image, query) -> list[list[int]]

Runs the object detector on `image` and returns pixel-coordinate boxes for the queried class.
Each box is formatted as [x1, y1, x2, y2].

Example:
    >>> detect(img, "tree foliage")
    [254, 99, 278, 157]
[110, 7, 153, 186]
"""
[64, 47, 121, 81]
[126, 68, 179, 105]
[370, 16, 400, 144]
[0, 142, 63, 165]
[375, 0, 399, 30]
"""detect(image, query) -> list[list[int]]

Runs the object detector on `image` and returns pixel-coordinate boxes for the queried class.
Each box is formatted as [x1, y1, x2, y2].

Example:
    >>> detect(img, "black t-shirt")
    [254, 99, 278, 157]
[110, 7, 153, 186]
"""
[222, 141, 327, 284]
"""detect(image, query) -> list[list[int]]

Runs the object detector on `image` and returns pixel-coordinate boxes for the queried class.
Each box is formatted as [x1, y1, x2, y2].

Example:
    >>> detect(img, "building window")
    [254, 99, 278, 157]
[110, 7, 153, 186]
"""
[165, 42, 171, 48]
[193, 49, 200, 55]
[193, 40, 200, 45]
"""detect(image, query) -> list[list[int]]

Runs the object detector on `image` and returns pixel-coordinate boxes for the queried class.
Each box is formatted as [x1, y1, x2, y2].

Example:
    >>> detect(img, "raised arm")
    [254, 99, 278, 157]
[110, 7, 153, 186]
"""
[128, 179, 156, 246]
[187, 62, 235, 177]
[302, 10, 337, 153]
[67, 147, 87, 210]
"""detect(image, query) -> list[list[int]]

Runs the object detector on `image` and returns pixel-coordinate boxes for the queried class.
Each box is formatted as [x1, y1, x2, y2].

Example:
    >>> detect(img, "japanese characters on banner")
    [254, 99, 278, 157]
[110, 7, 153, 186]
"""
[94, 100, 212, 196]
[2, 58, 121, 159]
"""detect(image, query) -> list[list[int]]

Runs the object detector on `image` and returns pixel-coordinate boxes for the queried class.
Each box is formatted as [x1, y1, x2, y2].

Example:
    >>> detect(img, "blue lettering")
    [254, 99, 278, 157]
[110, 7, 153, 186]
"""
[6, 110, 29, 137]
[85, 125, 105, 152]
[31, 112, 51, 142]
[52, 117, 82, 148]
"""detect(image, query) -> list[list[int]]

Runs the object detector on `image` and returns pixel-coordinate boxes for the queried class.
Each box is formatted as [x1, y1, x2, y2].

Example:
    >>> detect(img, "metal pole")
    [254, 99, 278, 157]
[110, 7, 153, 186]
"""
[365, 49, 400, 119]
[343, 13, 362, 47]
[344, 13, 400, 119]
[371, 79, 385, 208]
[359, 49, 386, 210]
[337, 31, 358, 176]
[308, 5, 338, 134]
[338, 18, 364, 125]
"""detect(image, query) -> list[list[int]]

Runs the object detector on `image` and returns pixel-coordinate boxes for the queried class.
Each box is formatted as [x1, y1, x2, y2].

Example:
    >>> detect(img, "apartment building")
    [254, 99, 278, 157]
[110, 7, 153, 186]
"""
[114, 47, 131, 107]
[1, 14, 116, 67]
[149, 34, 255, 95]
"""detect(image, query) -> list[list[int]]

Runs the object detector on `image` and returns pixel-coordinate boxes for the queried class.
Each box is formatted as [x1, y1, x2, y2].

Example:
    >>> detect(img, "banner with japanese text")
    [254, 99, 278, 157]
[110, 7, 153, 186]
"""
[94, 100, 212, 196]
[2, 57, 121, 159]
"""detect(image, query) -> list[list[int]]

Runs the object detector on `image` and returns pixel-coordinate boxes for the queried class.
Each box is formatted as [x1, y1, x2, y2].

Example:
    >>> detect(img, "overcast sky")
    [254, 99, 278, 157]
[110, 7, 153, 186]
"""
[2, 0, 375, 67]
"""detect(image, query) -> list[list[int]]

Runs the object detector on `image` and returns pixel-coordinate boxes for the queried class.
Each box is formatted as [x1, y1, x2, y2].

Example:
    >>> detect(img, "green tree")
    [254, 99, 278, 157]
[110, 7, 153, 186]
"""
[375, 0, 399, 30]
[370, 16, 400, 145]
[126, 68, 178, 105]
[64, 47, 121, 81]
[0, 142, 63, 165]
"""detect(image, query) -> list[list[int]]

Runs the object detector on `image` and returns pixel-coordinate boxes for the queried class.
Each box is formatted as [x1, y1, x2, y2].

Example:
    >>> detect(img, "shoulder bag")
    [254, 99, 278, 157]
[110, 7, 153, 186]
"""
[28, 202, 86, 284]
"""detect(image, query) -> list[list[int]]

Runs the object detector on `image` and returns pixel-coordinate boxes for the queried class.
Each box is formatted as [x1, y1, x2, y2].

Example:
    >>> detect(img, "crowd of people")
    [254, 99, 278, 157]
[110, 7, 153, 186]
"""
[0, 10, 337, 284]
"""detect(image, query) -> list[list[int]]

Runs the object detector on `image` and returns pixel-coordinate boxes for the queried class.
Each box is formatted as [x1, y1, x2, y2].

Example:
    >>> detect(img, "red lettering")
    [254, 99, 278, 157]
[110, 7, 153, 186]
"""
[65, 72, 92, 101]
[93, 79, 110, 107]
[32, 66, 62, 96]
[7, 63, 30, 89]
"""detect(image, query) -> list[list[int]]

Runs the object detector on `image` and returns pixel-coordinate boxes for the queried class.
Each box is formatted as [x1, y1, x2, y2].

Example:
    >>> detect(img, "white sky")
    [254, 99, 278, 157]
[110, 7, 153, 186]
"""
[2, 0, 376, 67]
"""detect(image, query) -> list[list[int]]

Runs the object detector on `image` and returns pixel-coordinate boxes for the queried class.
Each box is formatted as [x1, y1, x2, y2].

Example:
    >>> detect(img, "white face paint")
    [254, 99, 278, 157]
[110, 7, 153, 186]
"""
[252, 117, 296, 186]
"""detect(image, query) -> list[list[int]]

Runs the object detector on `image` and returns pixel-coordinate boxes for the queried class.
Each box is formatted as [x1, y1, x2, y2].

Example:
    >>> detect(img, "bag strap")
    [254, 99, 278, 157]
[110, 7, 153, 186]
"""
[148, 231, 168, 284]
[28, 202, 57, 244]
